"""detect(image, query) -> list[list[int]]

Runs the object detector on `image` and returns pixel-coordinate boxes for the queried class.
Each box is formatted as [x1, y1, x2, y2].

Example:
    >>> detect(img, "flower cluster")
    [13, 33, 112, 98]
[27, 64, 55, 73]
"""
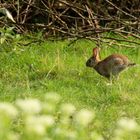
[0, 92, 139, 140]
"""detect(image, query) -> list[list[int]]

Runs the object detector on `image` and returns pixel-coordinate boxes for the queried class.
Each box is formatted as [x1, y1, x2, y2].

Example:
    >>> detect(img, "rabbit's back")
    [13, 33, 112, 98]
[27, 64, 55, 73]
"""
[94, 54, 130, 78]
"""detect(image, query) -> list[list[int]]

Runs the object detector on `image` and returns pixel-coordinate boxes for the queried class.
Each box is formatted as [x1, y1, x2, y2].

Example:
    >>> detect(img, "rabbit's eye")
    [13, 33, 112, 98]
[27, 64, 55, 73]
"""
[88, 59, 91, 63]
[86, 59, 91, 67]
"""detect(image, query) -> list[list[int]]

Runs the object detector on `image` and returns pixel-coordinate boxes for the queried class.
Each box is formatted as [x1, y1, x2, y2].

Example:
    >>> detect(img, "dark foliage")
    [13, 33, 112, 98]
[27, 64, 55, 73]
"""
[0, 0, 140, 40]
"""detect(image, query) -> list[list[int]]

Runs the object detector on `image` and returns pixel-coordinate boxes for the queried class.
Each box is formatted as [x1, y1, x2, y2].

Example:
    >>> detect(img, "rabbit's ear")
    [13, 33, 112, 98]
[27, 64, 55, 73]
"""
[93, 47, 100, 57]
[92, 47, 101, 62]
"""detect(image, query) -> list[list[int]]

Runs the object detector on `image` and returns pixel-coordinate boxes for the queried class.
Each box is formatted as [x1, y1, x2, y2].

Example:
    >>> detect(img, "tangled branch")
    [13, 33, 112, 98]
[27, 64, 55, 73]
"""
[0, 0, 140, 46]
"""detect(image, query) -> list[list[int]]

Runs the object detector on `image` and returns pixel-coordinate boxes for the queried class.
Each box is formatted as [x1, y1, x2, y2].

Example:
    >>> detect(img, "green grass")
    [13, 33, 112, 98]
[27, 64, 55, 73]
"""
[0, 37, 140, 137]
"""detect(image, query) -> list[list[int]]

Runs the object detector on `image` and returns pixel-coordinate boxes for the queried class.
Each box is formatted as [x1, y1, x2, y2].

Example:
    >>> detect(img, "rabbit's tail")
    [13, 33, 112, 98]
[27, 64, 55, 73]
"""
[128, 63, 136, 67]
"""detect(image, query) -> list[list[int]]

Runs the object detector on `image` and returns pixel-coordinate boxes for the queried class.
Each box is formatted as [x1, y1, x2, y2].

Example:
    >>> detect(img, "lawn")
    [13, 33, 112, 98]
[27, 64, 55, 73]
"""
[0, 35, 140, 139]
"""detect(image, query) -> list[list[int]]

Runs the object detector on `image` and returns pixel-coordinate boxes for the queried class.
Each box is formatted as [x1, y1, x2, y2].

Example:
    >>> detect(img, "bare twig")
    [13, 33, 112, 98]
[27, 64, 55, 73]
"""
[103, 37, 140, 45]
[105, 0, 137, 20]
[22, 0, 34, 24]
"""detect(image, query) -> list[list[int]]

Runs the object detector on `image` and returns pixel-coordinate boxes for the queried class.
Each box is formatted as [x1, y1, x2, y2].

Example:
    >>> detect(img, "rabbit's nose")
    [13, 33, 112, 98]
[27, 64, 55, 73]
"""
[86, 61, 88, 67]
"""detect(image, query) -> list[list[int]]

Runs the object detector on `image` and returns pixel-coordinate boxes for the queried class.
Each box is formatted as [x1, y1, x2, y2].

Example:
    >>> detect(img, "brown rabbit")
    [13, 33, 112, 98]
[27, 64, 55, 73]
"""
[86, 47, 136, 79]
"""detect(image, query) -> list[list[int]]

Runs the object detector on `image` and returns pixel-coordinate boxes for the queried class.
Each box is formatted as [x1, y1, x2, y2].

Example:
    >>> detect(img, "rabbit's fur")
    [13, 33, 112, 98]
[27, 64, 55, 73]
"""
[86, 47, 136, 79]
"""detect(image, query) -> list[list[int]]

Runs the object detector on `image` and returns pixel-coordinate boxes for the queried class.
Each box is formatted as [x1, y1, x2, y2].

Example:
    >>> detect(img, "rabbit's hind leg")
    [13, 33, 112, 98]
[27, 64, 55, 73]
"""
[107, 73, 119, 85]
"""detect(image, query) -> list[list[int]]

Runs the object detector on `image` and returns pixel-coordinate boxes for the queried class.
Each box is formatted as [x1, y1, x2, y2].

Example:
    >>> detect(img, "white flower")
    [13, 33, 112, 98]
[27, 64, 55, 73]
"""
[75, 109, 95, 127]
[45, 93, 61, 103]
[38, 115, 55, 127]
[54, 127, 64, 136]
[25, 121, 46, 136]
[42, 137, 52, 140]
[7, 132, 20, 140]
[55, 128, 77, 139]
[16, 99, 42, 114]
[25, 115, 55, 134]
[65, 131, 77, 139]
[42, 103, 56, 114]
[60, 103, 76, 116]
[60, 116, 71, 125]
[0, 102, 18, 119]
[25, 115, 54, 136]
[90, 132, 104, 140]
[117, 118, 138, 131]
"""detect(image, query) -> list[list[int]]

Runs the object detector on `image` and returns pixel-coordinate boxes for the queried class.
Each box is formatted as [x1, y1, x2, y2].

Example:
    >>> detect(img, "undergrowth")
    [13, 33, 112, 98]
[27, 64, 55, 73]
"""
[0, 30, 140, 139]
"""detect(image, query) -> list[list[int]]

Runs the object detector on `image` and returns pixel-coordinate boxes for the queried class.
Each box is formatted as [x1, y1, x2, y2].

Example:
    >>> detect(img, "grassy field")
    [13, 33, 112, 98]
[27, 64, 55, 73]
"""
[0, 35, 140, 138]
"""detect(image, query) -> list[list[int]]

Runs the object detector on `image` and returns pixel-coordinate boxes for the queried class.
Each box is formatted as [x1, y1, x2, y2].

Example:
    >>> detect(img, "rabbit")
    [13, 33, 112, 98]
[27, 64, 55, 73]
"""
[86, 47, 136, 79]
